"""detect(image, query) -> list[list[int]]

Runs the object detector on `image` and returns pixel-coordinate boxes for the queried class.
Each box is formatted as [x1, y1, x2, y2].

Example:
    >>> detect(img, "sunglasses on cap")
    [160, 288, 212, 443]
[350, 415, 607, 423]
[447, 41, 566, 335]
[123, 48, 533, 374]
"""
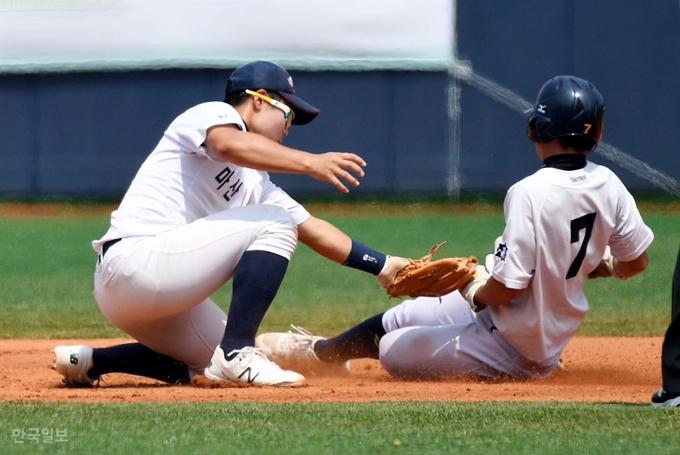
[245, 89, 295, 128]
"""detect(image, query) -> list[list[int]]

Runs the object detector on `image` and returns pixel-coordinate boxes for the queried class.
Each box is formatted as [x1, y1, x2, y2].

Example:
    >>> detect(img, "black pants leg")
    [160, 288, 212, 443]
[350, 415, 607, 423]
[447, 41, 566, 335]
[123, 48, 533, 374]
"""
[661, 245, 680, 395]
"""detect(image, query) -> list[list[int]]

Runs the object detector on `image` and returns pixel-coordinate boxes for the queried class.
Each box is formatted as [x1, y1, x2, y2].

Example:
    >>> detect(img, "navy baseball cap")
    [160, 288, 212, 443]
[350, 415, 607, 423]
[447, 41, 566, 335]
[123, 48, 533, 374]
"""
[225, 61, 320, 125]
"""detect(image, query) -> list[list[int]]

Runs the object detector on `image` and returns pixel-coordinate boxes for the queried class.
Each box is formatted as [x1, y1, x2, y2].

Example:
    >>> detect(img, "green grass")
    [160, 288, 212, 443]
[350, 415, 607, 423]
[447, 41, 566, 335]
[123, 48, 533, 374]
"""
[0, 218, 123, 338]
[2, 401, 680, 455]
[0, 202, 677, 338]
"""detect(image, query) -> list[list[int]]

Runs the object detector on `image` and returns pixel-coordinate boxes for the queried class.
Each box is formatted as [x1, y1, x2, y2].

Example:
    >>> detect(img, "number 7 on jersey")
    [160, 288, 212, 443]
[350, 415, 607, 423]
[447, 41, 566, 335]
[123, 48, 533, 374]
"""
[566, 212, 597, 279]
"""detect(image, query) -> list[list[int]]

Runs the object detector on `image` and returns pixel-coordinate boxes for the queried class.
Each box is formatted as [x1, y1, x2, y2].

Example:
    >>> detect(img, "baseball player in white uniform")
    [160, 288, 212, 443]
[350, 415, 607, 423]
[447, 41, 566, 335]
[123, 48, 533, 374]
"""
[52, 61, 409, 388]
[256, 75, 654, 381]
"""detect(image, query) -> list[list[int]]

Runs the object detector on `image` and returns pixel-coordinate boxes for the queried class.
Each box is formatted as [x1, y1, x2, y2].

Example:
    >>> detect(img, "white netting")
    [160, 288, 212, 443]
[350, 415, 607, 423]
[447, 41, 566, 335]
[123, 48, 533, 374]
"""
[446, 60, 680, 197]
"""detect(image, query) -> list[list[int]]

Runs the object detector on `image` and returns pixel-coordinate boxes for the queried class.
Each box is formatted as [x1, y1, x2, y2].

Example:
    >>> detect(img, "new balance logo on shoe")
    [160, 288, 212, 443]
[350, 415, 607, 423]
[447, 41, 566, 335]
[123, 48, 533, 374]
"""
[203, 345, 305, 387]
[237, 367, 260, 384]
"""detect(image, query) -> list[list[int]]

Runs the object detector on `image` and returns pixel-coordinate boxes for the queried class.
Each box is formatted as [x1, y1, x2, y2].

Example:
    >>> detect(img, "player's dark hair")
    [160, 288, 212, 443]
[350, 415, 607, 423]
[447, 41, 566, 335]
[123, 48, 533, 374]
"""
[224, 91, 250, 106]
[224, 90, 283, 107]
[557, 135, 597, 153]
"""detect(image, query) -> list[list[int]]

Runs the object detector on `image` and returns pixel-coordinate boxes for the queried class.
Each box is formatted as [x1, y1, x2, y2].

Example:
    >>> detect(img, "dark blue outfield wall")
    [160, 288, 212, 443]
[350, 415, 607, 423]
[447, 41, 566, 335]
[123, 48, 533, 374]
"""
[0, 69, 460, 199]
[2, 66, 679, 201]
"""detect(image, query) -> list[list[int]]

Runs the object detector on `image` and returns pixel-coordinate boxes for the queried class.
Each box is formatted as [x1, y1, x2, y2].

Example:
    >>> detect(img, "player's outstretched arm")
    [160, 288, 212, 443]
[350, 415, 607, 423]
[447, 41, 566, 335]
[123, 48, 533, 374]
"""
[297, 216, 352, 263]
[204, 125, 366, 193]
[297, 216, 409, 282]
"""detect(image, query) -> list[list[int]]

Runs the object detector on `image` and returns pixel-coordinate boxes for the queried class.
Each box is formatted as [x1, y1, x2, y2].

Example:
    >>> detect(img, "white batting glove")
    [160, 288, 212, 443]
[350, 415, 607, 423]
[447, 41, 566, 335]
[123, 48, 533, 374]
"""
[482, 236, 503, 277]
[485, 253, 495, 277]
[377, 255, 410, 289]
[460, 265, 491, 312]
[587, 246, 625, 280]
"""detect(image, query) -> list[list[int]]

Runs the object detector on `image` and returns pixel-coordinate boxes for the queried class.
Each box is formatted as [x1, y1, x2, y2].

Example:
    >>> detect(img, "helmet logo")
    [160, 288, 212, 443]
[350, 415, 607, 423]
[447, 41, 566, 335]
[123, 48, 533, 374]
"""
[584, 123, 592, 134]
[537, 104, 547, 114]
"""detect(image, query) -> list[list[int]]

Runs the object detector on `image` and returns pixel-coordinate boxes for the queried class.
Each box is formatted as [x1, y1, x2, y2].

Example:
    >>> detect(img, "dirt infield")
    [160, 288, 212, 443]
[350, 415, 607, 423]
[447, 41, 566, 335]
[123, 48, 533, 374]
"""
[0, 336, 662, 403]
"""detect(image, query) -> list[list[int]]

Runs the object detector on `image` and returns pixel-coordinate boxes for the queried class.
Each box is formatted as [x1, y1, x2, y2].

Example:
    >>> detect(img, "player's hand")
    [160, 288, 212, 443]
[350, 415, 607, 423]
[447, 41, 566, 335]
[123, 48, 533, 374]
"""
[460, 265, 491, 312]
[377, 255, 411, 289]
[587, 246, 625, 280]
[309, 152, 366, 193]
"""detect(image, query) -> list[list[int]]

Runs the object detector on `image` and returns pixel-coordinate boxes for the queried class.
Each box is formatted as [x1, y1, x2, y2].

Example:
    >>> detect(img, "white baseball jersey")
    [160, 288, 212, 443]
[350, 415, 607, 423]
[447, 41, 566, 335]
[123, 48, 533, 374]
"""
[379, 159, 653, 380]
[92, 101, 310, 370]
[489, 161, 654, 363]
[93, 101, 310, 251]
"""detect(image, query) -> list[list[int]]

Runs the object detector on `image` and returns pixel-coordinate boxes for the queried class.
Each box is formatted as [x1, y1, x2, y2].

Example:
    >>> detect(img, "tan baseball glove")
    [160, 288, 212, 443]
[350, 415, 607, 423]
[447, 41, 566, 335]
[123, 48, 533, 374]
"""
[384, 241, 479, 298]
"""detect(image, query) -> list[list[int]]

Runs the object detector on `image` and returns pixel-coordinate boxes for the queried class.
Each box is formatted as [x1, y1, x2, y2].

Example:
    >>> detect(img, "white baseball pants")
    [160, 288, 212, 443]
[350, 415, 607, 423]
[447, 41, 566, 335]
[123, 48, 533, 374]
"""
[380, 292, 559, 379]
[93, 204, 298, 371]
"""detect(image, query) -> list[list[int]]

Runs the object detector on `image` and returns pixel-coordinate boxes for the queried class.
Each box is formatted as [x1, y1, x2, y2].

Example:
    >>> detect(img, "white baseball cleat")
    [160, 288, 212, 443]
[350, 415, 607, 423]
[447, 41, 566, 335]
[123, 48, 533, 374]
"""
[53, 345, 98, 387]
[204, 346, 305, 387]
[255, 325, 350, 376]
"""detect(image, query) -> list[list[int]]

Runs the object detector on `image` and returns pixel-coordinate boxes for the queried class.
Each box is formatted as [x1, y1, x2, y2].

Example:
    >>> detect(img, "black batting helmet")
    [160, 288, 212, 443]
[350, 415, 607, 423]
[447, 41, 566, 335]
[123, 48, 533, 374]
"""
[527, 75, 605, 151]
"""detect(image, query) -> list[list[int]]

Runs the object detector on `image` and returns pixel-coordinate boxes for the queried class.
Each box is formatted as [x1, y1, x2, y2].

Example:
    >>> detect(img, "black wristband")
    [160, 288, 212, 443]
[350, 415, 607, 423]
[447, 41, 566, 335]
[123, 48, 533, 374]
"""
[343, 239, 387, 275]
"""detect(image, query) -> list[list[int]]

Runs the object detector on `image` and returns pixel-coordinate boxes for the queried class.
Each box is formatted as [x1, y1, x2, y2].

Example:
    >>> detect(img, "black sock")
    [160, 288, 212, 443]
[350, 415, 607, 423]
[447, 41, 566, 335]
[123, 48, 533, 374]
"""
[88, 343, 191, 384]
[220, 250, 288, 358]
[314, 312, 386, 362]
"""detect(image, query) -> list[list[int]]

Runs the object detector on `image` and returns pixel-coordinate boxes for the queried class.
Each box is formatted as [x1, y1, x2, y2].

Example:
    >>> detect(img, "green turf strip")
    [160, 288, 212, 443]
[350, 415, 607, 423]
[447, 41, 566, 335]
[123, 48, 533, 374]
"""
[2, 401, 679, 455]
[0, 206, 677, 338]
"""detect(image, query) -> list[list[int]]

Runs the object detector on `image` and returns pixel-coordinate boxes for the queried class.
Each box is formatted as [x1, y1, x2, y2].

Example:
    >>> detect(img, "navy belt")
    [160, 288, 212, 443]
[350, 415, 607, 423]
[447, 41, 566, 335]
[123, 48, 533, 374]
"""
[102, 238, 122, 257]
